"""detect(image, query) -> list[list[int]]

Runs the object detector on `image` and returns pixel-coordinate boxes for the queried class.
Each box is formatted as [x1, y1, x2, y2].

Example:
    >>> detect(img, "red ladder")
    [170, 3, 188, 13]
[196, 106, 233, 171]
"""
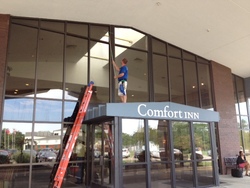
[52, 81, 94, 188]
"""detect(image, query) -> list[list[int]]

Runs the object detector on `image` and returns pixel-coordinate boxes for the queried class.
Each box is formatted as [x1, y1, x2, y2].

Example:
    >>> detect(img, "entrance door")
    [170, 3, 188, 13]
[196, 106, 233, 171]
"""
[91, 122, 113, 187]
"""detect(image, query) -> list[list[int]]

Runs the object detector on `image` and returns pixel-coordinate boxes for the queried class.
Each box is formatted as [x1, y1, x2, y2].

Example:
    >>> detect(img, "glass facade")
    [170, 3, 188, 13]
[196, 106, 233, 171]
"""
[233, 75, 250, 161]
[0, 17, 218, 187]
[121, 119, 215, 188]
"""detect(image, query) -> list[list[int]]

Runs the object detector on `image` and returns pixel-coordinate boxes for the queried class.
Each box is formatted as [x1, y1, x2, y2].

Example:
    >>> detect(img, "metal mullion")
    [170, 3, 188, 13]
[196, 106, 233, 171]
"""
[190, 121, 198, 187]
[144, 119, 151, 188]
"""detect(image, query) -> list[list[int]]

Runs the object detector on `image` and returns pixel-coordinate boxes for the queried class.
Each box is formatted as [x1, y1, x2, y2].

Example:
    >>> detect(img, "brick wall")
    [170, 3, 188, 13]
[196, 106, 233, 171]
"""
[211, 61, 240, 174]
[0, 14, 10, 119]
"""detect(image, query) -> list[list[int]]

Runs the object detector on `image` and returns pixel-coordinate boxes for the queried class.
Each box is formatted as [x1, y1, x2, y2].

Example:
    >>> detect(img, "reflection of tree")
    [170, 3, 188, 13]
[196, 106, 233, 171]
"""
[1, 129, 24, 150]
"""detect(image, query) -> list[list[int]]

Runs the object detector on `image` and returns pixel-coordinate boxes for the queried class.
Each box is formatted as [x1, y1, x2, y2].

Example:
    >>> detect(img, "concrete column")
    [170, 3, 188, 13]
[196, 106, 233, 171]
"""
[0, 14, 10, 118]
[211, 61, 240, 174]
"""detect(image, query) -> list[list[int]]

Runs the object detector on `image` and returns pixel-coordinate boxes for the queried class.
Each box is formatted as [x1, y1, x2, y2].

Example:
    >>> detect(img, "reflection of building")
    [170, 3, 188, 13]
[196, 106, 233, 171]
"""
[0, 3, 250, 187]
[24, 129, 68, 151]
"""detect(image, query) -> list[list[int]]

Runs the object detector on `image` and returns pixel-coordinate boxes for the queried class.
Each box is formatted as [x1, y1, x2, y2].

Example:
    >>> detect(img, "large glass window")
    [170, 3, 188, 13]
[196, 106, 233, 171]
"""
[149, 120, 170, 162]
[197, 63, 213, 110]
[37, 30, 64, 99]
[90, 41, 109, 103]
[114, 28, 147, 50]
[5, 24, 37, 96]
[65, 36, 88, 99]
[153, 55, 169, 102]
[169, 58, 184, 104]
[3, 98, 34, 121]
[115, 47, 148, 102]
[184, 61, 199, 107]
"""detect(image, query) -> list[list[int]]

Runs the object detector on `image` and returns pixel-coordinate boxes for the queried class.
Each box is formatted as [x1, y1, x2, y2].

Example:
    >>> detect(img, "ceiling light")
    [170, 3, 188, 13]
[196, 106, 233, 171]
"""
[15, 89, 18, 92]
[25, 83, 29, 86]
[192, 86, 196, 89]
[201, 82, 204, 86]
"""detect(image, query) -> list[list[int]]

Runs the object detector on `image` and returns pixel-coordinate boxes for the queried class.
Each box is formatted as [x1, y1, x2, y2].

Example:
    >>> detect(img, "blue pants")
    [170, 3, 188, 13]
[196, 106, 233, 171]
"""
[76, 157, 85, 183]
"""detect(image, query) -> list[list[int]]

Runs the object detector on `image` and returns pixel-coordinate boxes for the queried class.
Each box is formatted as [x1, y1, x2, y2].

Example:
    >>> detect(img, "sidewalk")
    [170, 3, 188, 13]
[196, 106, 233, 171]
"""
[211, 174, 250, 188]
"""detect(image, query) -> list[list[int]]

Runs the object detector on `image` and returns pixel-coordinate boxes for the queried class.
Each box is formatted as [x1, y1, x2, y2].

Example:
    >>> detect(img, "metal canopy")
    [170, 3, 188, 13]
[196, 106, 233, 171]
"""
[85, 102, 220, 122]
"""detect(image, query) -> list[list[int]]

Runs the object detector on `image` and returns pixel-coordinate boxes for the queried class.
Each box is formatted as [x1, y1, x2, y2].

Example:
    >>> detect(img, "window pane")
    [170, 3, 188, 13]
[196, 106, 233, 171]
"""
[65, 36, 88, 99]
[6, 24, 37, 96]
[152, 38, 166, 55]
[172, 122, 191, 161]
[184, 61, 199, 107]
[2, 122, 32, 164]
[115, 47, 148, 102]
[151, 163, 171, 188]
[197, 161, 214, 187]
[115, 28, 147, 50]
[90, 25, 109, 42]
[3, 98, 33, 121]
[64, 101, 78, 121]
[169, 58, 184, 104]
[37, 30, 64, 99]
[168, 45, 181, 58]
[193, 122, 211, 160]
[122, 119, 145, 163]
[183, 51, 195, 61]
[175, 162, 194, 187]
[35, 99, 62, 122]
[198, 63, 213, 110]
[33, 123, 61, 163]
[149, 120, 170, 162]
[67, 22, 88, 37]
[12, 18, 38, 27]
[153, 55, 169, 102]
[123, 164, 146, 188]
[90, 41, 109, 103]
[41, 20, 64, 32]
[236, 76, 248, 115]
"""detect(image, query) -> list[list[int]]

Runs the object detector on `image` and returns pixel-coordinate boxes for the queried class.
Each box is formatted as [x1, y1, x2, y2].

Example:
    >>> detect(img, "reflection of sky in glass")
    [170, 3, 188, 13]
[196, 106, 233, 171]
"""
[35, 100, 62, 122]
[64, 101, 77, 118]
[3, 98, 33, 121]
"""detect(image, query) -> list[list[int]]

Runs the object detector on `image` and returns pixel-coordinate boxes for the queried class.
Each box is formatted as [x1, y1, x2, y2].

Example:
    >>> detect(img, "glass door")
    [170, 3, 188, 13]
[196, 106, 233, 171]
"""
[91, 122, 113, 187]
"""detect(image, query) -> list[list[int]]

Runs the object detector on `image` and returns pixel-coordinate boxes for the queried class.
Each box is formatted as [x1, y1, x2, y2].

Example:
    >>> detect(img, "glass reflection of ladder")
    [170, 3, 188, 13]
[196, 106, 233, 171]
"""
[104, 123, 113, 158]
[51, 81, 94, 188]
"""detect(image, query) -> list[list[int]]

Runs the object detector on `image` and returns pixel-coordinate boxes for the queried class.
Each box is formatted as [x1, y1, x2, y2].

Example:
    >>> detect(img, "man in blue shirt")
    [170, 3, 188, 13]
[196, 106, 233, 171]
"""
[112, 58, 128, 103]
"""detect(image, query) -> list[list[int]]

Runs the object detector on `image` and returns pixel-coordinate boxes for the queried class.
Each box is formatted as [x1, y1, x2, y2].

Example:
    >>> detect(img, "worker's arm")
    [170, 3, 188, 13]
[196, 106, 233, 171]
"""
[112, 60, 120, 72]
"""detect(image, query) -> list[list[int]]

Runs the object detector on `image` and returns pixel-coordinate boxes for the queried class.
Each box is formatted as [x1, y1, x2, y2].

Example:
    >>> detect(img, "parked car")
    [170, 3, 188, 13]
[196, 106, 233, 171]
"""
[0, 150, 10, 164]
[122, 148, 130, 158]
[38, 151, 57, 162]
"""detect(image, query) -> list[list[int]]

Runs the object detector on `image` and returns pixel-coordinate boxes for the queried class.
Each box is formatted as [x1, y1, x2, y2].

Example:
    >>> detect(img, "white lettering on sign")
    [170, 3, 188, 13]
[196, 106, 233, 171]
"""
[137, 104, 199, 120]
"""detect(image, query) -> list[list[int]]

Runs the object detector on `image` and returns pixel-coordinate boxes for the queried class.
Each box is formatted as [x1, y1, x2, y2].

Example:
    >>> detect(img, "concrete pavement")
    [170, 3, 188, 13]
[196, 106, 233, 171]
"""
[211, 174, 250, 188]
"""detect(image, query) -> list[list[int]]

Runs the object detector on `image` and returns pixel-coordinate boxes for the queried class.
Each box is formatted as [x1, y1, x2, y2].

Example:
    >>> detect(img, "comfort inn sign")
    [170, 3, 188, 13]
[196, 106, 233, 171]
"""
[86, 102, 220, 122]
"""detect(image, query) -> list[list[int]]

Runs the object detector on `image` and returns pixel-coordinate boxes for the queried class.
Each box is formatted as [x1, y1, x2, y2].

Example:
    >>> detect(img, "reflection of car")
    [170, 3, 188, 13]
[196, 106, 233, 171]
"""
[122, 148, 130, 158]
[39, 151, 57, 162]
[159, 148, 183, 161]
[190, 148, 204, 160]
[134, 149, 143, 159]
[0, 150, 10, 164]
